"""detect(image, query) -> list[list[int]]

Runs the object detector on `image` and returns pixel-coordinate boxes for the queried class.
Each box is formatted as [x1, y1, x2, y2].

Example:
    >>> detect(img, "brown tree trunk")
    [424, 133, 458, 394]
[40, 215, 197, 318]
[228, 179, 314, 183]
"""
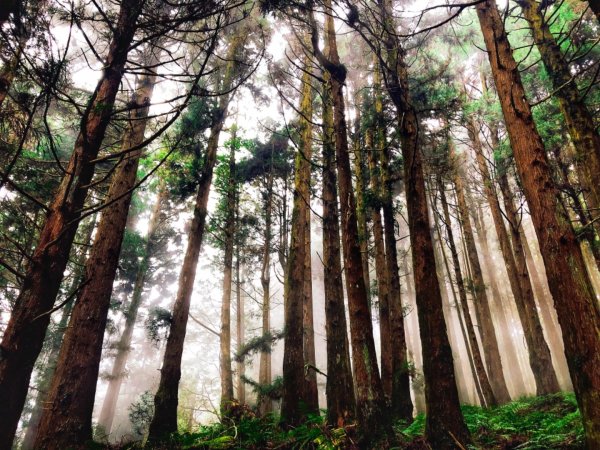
[437, 176, 497, 408]
[220, 141, 236, 410]
[281, 57, 313, 426]
[147, 29, 243, 440]
[97, 185, 166, 437]
[466, 118, 559, 395]
[21, 217, 97, 450]
[309, 10, 390, 443]
[476, 0, 600, 445]
[236, 254, 245, 404]
[0, 2, 143, 446]
[517, 0, 600, 238]
[33, 42, 159, 450]
[376, 1, 470, 446]
[320, 45, 356, 427]
[451, 153, 511, 404]
[258, 170, 273, 416]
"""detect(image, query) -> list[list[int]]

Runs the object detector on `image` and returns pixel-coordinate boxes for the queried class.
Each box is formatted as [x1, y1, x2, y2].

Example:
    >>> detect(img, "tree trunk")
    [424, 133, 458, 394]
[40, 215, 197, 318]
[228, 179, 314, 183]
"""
[258, 170, 273, 416]
[97, 185, 166, 437]
[320, 39, 356, 426]
[33, 42, 159, 450]
[309, 9, 390, 443]
[236, 253, 245, 405]
[220, 141, 236, 410]
[437, 176, 497, 408]
[517, 0, 600, 239]
[451, 153, 511, 404]
[0, 2, 143, 446]
[21, 217, 97, 450]
[147, 30, 243, 441]
[466, 118, 559, 395]
[281, 57, 313, 426]
[476, 0, 600, 445]
[376, 1, 470, 446]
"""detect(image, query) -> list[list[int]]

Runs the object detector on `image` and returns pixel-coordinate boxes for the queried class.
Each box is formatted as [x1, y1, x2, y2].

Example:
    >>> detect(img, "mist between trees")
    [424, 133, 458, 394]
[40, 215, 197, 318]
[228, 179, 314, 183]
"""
[0, 0, 599, 449]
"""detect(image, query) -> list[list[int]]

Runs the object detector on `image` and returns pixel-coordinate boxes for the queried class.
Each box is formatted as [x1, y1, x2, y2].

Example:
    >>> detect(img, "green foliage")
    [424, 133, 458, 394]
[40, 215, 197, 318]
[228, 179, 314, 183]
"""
[128, 391, 155, 438]
[144, 307, 173, 346]
[397, 393, 584, 449]
[234, 330, 285, 363]
[242, 375, 284, 402]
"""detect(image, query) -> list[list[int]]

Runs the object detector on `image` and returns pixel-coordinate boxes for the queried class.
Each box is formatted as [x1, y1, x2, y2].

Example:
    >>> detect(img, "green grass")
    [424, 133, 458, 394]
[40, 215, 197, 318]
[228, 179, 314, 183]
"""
[120, 393, 584, 449]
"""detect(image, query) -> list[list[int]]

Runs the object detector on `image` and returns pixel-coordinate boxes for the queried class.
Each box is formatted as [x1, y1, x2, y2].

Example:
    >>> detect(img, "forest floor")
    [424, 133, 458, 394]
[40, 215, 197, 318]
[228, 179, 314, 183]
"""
[121, 392, 583, 449]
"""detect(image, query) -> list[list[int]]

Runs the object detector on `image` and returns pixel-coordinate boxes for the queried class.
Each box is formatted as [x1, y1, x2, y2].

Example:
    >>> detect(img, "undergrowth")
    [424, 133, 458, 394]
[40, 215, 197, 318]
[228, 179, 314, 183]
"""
[120, 392, 584, 449]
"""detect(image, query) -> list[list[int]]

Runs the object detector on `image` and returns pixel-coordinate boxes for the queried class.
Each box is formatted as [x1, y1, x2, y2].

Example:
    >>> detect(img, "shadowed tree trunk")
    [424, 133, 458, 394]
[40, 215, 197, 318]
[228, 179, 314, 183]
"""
[97, 185, 166, 437]
[437, 175, 497, 408]
[220, 138, 237, 411]
[309, 9, 391, 444]
[236, 253, 245, 404]
[476, 0, 600, 445]
[281, 55, 313, 426]
[258, 170, 273, 415]
[451, 151, 511, 404]
[320, 30, 356, 426]
[375, 0, 470, 446]
[33, 42, 160, 450]
[0, 2, 143, 446]
[466, 117, 559, 395]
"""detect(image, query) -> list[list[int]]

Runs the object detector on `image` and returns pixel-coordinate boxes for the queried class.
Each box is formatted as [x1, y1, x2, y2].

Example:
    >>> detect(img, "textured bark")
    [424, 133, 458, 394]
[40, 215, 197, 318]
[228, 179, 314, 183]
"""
[367, 127, 392, 399]
[302, 189, 319, 413]
[220, 142, 236, 410]
[451, 154, 511, 404]
[21, 218, 96, 450]
[376, 0, 470, 446]
[235, 254, 245, 404]
[281, 59, 313, 426]
[34, 43, 159, 450]
[517, 0, 600, 238]
[258, 171, 273, 416]
[438, 176, 497, 408]
[309, 10, 390, 443]
[0, 2, 143, 446]
[97, 186, 166, 437]
[321, 56, 356, 427]
[467, 118, 559, 395]
[476, 0, 600, 445]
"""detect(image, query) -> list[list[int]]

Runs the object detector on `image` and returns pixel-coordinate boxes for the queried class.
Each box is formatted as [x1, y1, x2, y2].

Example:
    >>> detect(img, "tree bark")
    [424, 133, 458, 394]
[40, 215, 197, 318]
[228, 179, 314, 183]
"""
[220, 140, 236, 410]
[320, 53, 356, 427]
[281, 57, 313, 426]
[0, 1, 143, 446]
[235, 251, 245, 404]
[476, 0, 600, 445]
[376, 1, 470, 446]
[466, 118, 559, 395]
[33, 41, 159, 450]
[97, 185, 166, 437]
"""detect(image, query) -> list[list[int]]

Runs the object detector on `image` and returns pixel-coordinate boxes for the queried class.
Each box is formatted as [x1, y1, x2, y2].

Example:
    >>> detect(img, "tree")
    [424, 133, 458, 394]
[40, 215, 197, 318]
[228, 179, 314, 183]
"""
[475, 0, 600, 445]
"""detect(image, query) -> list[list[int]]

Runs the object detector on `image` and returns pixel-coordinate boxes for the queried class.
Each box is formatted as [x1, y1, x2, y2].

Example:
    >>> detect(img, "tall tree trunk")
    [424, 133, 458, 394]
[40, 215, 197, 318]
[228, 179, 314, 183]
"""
[220, 141, 236, 410]
[451, 152, 511, 404]
[258, 170, 273, 416]
[517, 0, 600, 239]
[21, 217, 97, 450]
[320, 41, 356, 427]
[476, 0, 600, 445]
[236, 253, 245, 404]
[309, 10, 390, 444]
[33, 42, 159, 450]
[366, 125, 392, 399]
[0, 2, 143, 446]
[466, 118, 559, 395]
[437, 176, 497, 408]
[147, 30, 243, 440]
[302, 188, 319, 412]
[281, 57, 313, 426]
[376, 1, 470, 446]
[97, 185, 166, 437]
